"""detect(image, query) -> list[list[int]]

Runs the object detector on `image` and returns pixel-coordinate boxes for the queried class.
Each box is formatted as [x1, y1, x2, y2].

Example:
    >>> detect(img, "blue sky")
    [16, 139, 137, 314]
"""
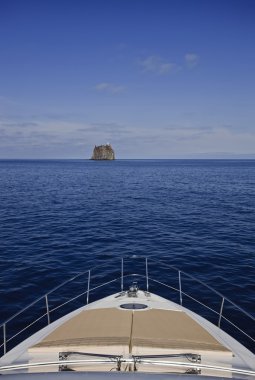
[0, 0, 255, 158]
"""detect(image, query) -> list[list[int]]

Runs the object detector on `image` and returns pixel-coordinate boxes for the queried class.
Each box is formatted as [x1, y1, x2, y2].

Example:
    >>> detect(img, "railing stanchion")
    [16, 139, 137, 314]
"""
[146, 258, 149, 292]
[121, 258, 124, 291]
[87, 270, 91, 305]
[178, 271, 183, 306]
[218, 297, 225, 327]
[3, 323, 6, 355]
[45, 295, 50, 325]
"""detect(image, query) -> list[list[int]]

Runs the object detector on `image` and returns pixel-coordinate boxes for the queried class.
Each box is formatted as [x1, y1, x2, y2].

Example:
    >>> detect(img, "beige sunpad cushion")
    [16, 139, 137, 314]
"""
[31, 307, 229, 353]
[32, 308, 132, 348]
[132, 309, 229, 351]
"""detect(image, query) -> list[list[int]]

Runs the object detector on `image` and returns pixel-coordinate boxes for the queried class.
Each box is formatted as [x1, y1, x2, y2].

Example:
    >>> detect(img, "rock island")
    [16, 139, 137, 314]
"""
[91, 144, 115, 160]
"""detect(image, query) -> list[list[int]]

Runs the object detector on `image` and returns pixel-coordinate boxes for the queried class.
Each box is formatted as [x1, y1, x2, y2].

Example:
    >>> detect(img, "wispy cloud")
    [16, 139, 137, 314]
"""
[1, 115, 255, 158]
[139, 56, 178, 75]
[78, 122, 131, 136]
[139, 53, 199, 75]
[1, 121, 39, 128]
[94, 82, 125, 94]
[185, 53, 199, 68]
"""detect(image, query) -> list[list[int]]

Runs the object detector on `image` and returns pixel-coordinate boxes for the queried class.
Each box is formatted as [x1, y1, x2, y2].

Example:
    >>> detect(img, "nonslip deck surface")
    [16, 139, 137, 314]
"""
[31, 307, 229, 352]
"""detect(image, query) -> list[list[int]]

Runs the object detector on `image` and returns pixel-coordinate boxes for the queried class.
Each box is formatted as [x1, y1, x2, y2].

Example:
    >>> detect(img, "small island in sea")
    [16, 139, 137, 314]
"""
[91, 144, 115, 160]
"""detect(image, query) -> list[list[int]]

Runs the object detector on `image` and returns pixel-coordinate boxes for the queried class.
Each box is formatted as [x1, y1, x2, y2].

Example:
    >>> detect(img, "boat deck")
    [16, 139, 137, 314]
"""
[26, 293, 234, 374]
[1, 259, 254, 376]
[30, 307, 230, 353]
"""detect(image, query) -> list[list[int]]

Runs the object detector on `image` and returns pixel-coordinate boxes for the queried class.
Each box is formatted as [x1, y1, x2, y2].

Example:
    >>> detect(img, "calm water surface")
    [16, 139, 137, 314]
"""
[0, 160, 254, 350]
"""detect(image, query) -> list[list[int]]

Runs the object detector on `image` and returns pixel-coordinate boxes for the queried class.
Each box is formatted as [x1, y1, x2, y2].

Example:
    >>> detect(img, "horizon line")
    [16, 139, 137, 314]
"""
[1, 157, 255, 161]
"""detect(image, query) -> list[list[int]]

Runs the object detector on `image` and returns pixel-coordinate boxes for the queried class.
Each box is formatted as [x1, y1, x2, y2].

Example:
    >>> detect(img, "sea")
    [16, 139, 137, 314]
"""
[0, 159, 254, 353]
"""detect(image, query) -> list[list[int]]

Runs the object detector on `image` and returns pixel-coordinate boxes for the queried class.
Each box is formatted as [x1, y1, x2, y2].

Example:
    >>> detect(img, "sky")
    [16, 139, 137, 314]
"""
[0, 0, 255, 159]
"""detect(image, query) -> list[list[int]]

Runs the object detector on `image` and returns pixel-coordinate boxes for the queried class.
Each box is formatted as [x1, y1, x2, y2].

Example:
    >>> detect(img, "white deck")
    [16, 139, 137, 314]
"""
[0, 290, 254, 376]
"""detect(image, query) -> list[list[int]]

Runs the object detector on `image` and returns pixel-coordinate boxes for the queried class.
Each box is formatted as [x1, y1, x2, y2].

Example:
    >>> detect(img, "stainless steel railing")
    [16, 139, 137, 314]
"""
[0, 255, 254, 357]
[1, 358, 255, 376]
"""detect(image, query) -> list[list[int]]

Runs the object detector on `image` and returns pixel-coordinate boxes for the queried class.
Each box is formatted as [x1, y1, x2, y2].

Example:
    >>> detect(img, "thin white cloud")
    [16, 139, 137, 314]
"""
[1, 121, 39, 128]
[139, 56, 177, 75]
[185, 53, 199, 68]
[94, 82, 125, 94]
[1, 115, 255, 158]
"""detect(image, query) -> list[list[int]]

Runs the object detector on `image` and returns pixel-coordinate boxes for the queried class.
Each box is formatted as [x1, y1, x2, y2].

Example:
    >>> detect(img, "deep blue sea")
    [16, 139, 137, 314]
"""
[0, 159, 254, 353]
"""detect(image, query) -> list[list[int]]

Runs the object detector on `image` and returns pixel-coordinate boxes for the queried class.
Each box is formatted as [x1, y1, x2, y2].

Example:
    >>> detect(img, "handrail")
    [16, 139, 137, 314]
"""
[1, 358, 255, 376]
[1, 274, 139, 350]
[147, 257, 255, 322]
[0, 259, 121, 327]
[1, 255, 254, 328]
[0, 256, 254, 357]
[147, 277, 255, 344]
